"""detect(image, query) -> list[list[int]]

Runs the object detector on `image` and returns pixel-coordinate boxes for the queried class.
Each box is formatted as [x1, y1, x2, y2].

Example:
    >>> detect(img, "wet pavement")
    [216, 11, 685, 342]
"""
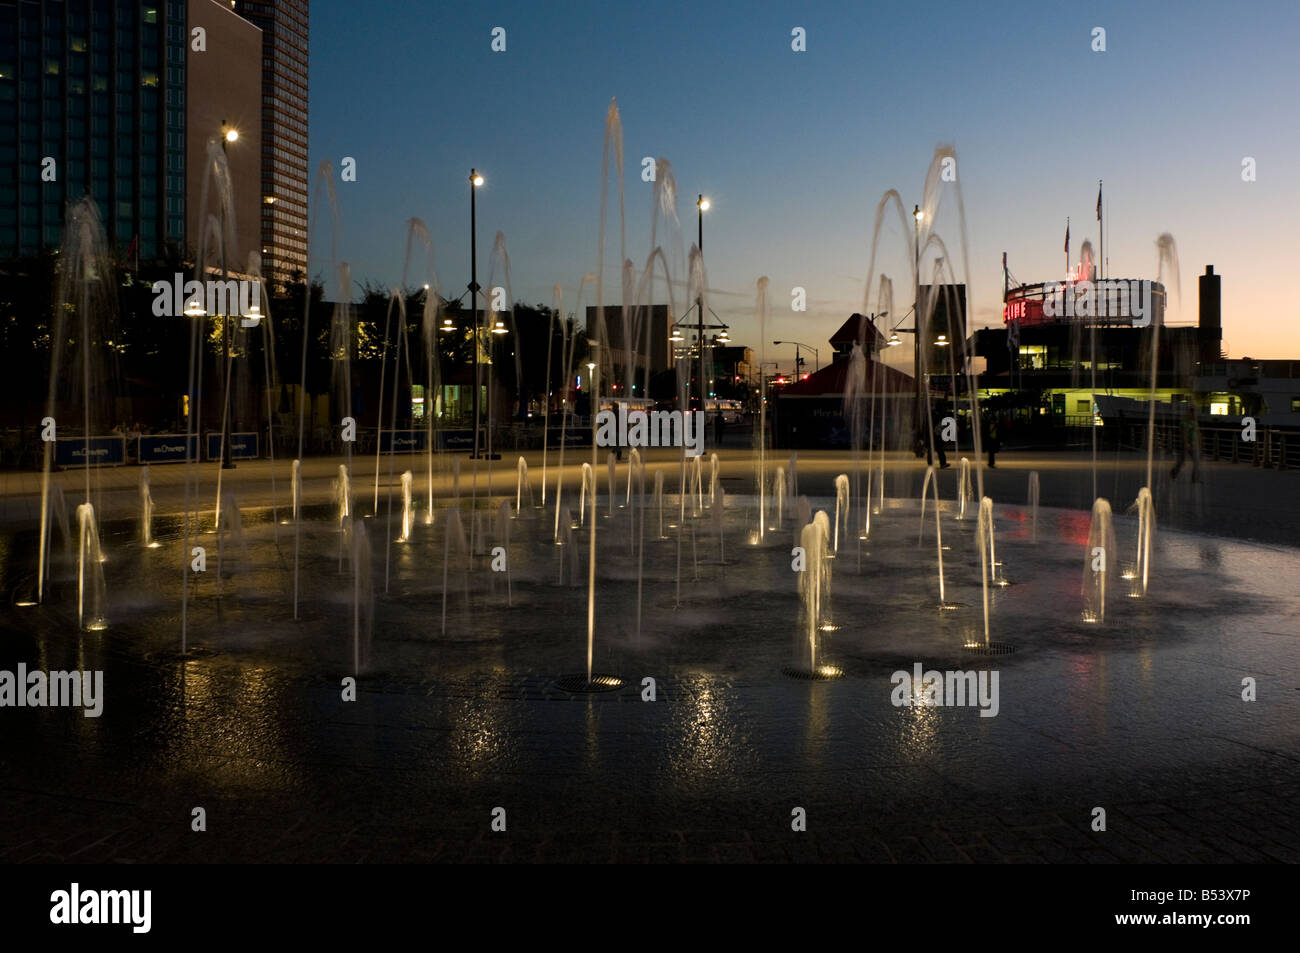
[4, 447, 1297, 546]
[2, 456, 1298, 863]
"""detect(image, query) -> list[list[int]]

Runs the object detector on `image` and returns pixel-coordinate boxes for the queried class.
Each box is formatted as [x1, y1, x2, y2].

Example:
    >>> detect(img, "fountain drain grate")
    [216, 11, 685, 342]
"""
[554, 674, 624, 693]
[147, 646, 220, 662]
[782, 665, 844, 681]
[962, 641, 1017, 656]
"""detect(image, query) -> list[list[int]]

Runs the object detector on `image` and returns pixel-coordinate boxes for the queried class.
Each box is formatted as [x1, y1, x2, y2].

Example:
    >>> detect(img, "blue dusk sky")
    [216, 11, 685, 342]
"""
[308, 0, 1300, 367]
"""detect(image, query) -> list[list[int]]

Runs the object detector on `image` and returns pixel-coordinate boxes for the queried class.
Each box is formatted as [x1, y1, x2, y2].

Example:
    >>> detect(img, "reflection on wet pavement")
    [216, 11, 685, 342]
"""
[3, 496, 1299, 862]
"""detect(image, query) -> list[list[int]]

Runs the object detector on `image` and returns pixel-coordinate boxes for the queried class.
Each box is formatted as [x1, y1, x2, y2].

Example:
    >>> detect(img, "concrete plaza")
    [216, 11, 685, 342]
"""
[1, 447, 1297, 863]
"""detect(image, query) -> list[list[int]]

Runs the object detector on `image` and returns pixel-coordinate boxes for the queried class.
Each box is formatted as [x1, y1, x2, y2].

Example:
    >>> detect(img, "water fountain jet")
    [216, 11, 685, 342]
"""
[1027, 471, 1040, 544]
[1082, 498, 1117, 623]
[772, 467, 786, 528]
[833, 474, 850, 553]
[75, 503, 107, 631]
[140, 467, 157, 548]
[514, 457, 532, 514]
[1133, 486, 1155, 596]
[398, 471, 414, 542]
[957, 458, 972, 520]
[348, 520, 373, 674]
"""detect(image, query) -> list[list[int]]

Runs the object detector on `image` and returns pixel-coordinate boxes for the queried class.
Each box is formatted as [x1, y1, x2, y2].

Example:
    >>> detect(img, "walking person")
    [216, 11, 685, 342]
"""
[611, 400, 623, 461]
[921, 406, 949, 469]
[984, 414, 1001, 469]
[1170, 404, 1200, 482]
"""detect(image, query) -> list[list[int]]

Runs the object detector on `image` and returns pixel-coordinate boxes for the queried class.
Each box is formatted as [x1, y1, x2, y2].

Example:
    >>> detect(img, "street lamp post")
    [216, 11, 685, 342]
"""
[220, 121, 238, 469]
[773, 341, 819, 379]
[913, 203, 927, 456]
[868, 311, 890, 353]
[696, 194, 709, 419]
[468, 169, 487, 458]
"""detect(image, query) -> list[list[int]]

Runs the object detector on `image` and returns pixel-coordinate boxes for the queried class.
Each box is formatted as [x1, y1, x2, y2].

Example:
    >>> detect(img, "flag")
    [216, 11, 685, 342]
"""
[1064, 219, 1070, 254]
[1096, 182, 1103, 221]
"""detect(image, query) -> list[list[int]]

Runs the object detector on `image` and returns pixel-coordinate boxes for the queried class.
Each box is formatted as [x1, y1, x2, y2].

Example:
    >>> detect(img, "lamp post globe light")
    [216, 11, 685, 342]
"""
[665, 195, 728, 420]
[219, 120, 239, 469]
[912, 202, 932, 459]
[464, 169, 505, 462]
[695, 194, 709, 418]
[468, 169, 488, 459]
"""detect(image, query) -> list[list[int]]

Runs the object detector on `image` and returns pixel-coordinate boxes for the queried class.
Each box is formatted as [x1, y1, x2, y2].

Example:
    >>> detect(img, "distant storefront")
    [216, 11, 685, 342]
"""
[771, 314, 915, 449]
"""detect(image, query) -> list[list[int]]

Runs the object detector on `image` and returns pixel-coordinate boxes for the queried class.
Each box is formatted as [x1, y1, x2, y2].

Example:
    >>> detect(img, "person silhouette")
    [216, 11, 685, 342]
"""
[611, 401, 623, 461]
[985, 415, 1001, 469]
[930, 406, 949, 469]
[1170, 404, 1200, 482]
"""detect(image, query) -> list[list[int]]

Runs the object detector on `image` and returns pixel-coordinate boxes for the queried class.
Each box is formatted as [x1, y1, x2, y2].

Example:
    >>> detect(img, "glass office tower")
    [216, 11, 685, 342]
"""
[0, 0, 188, 261]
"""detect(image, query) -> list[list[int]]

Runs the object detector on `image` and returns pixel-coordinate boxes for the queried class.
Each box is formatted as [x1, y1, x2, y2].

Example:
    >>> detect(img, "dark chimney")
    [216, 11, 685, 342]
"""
[1198, 265, 1222, 364]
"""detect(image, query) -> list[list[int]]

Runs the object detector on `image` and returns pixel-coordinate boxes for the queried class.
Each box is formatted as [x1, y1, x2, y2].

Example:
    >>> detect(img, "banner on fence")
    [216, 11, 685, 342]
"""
[54, 436, 126, 468]
[137, 433, 199, 464]
[379, 429, 428, 453]
[205, 432, 259, 460]
[435, 429, 476, 451]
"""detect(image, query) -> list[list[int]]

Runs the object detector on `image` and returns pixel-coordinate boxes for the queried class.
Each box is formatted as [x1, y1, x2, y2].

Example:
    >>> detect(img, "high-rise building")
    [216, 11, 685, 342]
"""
[0, 0, 190, 260]
[586, 305, 677, 382]
[232, 0, 308, 290]
[186, 0, 261, 274]
[0, 0, 274, 269]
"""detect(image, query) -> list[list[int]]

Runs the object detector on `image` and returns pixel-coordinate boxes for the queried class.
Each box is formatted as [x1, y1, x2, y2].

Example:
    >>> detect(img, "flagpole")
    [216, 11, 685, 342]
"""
[1065, 216, 1070, 275]
[1097, 180, 1103, 281]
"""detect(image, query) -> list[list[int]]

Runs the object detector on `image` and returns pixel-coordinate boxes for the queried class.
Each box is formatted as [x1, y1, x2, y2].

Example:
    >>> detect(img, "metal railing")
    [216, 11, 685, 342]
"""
[1150, 422, 1300, 471]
